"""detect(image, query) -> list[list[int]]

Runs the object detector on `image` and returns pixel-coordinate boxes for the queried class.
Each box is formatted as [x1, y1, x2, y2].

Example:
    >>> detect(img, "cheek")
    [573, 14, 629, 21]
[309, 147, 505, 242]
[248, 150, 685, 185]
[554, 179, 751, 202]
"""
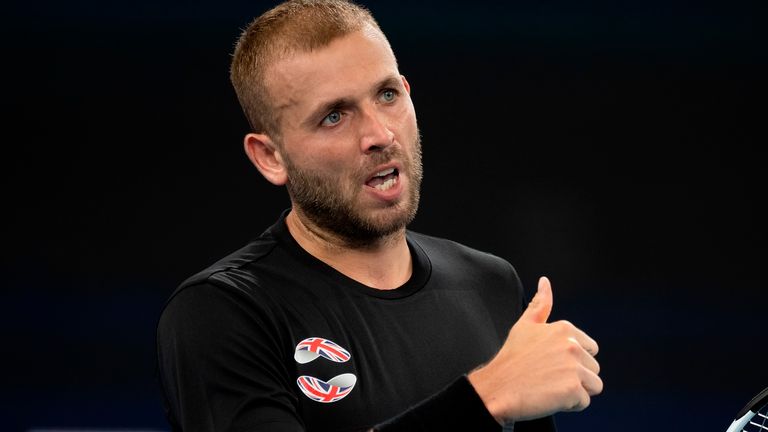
[396, 97, 417, 128]
[290, 145, 359, 186]
[394, 105, 418, 144]
[284, 133, 350, 170]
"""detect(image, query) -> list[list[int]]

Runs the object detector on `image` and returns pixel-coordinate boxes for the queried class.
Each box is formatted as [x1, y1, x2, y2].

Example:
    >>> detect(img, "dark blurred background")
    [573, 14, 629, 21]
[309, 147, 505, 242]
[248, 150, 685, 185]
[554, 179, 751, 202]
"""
[4, 0, 766, 430]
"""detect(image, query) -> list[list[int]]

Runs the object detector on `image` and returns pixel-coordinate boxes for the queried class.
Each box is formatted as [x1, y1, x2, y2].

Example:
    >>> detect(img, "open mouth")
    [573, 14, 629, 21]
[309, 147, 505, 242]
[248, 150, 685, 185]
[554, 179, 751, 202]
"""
[365, 167, 399, 191]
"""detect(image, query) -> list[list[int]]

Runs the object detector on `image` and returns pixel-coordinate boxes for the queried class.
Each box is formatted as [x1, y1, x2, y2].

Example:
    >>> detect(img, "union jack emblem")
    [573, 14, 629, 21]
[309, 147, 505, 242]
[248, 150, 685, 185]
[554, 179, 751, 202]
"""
[294, 337, 351, 364]
[296, 373, 357, 403]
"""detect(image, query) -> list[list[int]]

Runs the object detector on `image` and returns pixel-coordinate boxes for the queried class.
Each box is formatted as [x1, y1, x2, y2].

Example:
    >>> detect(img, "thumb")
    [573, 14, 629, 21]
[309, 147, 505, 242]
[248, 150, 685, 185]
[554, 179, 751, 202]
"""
[521, 276, 553, 323]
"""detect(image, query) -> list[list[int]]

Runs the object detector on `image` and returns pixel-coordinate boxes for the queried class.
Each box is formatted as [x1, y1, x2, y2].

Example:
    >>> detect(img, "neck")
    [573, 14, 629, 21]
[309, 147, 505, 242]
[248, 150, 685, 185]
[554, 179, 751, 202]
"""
[285, 209, 412, 290]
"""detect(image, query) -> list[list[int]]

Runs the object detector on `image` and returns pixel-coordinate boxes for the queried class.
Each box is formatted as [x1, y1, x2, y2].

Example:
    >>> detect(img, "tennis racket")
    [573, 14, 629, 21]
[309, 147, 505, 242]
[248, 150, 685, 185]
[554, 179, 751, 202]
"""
[726, 386, 768, 432]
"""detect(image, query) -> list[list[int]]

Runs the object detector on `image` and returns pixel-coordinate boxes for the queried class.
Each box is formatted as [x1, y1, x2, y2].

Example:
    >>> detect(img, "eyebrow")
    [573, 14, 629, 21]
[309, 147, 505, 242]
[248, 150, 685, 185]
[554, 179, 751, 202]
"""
[302, 75, 403, 127]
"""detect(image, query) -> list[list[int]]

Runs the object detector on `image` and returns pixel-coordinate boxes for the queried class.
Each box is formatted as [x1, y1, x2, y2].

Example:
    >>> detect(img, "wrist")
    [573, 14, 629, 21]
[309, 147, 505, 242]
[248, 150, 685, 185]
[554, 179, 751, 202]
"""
[467, 366, 509, 425]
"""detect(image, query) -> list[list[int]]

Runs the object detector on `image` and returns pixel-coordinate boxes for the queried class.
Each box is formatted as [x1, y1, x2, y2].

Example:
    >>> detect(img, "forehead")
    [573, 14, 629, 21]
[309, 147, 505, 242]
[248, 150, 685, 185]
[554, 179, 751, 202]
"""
[264, 27, 400, 123]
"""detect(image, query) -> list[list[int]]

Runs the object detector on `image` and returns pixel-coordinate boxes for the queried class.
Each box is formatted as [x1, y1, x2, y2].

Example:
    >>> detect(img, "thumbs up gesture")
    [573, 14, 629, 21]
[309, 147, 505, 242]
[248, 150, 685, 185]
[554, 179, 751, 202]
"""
[468, 277, 603, 423]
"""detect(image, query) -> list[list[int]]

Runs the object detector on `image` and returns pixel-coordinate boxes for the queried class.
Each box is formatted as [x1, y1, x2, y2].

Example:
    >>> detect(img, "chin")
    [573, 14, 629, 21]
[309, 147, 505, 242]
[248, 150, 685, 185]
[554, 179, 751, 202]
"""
[364, 200, 418, 233]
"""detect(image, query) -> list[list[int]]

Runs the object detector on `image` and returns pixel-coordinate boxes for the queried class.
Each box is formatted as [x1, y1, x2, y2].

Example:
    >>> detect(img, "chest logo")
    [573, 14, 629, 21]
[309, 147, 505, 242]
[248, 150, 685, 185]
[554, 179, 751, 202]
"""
[294, 337, 356, 403]
[297, 373, 357, 403]
[294, 336, 351, 364]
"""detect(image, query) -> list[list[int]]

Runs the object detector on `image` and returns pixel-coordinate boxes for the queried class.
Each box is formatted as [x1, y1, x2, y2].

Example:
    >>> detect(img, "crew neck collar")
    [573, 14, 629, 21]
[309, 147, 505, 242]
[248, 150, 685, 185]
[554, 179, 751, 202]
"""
[268, 208, 431, 299]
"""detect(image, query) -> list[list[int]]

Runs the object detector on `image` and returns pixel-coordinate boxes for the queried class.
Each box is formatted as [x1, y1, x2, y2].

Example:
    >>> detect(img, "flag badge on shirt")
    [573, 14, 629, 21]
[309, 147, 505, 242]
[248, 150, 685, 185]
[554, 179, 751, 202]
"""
[294, 336, 351, 364]
[294, 337, 356, 403]
[296, 373, 357, 403]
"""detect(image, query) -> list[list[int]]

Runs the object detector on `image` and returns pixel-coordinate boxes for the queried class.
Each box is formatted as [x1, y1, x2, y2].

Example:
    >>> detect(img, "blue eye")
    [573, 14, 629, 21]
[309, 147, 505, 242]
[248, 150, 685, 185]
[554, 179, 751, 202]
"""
[380, 89, 397, 103]
[321, 111, 342, 126]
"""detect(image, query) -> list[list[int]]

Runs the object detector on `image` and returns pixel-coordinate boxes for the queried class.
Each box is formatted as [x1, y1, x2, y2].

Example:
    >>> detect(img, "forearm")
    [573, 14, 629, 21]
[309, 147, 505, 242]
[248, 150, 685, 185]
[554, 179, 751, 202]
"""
[372, 375, 557, 432]
[371, 375, 501, 431]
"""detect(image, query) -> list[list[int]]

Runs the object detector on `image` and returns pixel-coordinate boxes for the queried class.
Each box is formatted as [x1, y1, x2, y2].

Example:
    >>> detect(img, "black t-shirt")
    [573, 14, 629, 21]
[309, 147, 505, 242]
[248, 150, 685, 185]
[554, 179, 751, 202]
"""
[156, 211, 557, 431]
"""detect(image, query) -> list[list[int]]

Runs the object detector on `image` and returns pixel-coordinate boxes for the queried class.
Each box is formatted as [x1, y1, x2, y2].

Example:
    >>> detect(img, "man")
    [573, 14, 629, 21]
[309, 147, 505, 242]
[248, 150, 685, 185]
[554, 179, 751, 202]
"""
[156, 1, 602, 431]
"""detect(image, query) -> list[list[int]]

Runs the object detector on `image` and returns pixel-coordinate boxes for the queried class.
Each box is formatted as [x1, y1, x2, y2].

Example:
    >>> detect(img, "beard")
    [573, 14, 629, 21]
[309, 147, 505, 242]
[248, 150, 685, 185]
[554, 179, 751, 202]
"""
[282, 132, 423, 248]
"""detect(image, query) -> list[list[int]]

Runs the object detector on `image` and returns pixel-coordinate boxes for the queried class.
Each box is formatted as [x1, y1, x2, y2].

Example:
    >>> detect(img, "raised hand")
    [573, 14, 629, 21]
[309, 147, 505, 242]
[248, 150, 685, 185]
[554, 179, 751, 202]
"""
[467, 276, 603, 423]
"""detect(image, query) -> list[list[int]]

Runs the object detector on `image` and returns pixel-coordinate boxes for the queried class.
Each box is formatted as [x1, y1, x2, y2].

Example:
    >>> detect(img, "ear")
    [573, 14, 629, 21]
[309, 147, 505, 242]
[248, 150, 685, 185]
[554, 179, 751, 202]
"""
[401, 75, 411, 94]
[244, 132, 288, 186]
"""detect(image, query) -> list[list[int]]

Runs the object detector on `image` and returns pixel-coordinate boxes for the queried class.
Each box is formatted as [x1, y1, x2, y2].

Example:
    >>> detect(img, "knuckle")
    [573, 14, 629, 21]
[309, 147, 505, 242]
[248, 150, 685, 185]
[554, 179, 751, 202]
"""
[566, 340, 581, 355]
[569, 363, 583, 378]
[553, 320, 575, 335]
[579, 393, 591, 410]
[593, 377, 605, 395]
[565, 392, 589, 412]
[566, 377, 582, 394]
[558, 319, 574, 330]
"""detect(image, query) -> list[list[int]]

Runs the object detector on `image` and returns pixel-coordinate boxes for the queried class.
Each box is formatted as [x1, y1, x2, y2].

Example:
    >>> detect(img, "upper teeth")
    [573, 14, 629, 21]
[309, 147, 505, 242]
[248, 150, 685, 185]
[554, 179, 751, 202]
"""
[375, 168, 395, 177]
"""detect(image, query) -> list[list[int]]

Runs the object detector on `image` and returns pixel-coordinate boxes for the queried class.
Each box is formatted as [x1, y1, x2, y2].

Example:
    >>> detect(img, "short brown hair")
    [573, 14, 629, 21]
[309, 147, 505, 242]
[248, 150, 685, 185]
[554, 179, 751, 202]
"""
[230, 0, 383, 135]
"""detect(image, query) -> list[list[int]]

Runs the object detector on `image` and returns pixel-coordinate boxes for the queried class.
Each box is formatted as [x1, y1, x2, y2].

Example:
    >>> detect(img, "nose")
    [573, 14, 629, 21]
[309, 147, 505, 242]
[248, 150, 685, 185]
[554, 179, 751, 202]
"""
[358, 106, 395, 153]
